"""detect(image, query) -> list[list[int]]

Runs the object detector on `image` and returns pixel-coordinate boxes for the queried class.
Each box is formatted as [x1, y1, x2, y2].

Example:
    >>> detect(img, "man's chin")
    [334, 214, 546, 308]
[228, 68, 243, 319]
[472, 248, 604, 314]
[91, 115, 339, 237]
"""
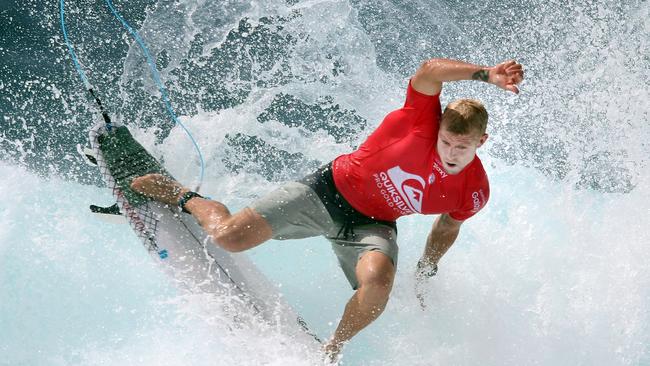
[443, 162, 462, 175]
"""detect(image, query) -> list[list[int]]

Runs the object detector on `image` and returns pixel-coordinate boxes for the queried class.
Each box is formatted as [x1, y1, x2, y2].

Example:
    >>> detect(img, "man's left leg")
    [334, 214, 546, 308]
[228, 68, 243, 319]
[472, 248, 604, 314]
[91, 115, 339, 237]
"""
[325, 250, 395, 357]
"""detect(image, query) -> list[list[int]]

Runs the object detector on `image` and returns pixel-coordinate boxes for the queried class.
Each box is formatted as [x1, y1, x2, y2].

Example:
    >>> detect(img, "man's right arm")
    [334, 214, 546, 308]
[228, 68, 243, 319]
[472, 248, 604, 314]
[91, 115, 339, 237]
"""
[411, 58, 524, 96]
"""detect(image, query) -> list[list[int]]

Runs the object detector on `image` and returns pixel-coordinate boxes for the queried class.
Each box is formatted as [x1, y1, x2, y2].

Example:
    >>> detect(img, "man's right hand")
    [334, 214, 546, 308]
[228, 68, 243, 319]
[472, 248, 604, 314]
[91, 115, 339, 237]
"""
[487, 60, 524, 94]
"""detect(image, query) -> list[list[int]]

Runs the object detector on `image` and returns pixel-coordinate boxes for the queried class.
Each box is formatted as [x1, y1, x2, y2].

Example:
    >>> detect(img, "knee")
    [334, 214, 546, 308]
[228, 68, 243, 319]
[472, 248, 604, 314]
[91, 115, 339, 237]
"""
[356, 277, 393, 315]
[210, 225, 247, 252]
[357, 261, 395, 304]
[360, 273, 394, 300]
[358, 251, 395, 283]
[207, 208, 272, 252]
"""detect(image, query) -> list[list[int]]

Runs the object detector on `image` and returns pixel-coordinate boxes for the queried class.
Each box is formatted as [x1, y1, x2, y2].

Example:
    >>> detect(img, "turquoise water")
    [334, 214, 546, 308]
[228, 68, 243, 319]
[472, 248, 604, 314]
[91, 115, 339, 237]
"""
[2, 0, 650, 365]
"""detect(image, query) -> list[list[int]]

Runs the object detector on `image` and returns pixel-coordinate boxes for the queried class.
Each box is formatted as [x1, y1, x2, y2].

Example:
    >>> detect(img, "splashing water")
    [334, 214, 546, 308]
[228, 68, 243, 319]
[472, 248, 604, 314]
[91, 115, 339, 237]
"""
[1, 0, 649, 365]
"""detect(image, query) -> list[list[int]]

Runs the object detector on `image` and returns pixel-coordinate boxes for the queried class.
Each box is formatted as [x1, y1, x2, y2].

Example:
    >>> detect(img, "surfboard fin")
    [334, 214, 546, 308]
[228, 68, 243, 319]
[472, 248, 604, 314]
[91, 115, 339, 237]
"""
[90, 202, 122, 215]
[89, 203, 127, 224]
[77, 144, 98, 166]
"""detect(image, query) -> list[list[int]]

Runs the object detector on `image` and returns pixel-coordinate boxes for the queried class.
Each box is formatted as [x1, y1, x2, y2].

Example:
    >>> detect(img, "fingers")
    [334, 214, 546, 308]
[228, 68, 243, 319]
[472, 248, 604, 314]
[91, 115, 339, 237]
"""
[416, 291, 427, 310]
[495, 59, 524, 83]
[490, 60, 524, 94]
[509, 68, 524, 81]
[414, 279, 428, 310]
[506, 84, 520, 94]
[503, 60, 524, 92]
[505, 60, 524, 82]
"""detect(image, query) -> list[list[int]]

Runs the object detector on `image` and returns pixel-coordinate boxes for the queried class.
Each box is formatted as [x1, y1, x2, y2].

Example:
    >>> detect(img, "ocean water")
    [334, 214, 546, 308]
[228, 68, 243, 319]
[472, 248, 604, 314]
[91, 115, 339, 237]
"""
[1, 0, 649, 365]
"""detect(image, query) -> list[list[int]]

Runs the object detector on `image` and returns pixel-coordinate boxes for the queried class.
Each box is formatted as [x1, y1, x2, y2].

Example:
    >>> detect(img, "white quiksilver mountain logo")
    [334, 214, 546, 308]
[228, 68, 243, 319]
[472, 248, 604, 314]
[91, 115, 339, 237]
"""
[386, 166, 426, 213]
[372, 166, 428, 215]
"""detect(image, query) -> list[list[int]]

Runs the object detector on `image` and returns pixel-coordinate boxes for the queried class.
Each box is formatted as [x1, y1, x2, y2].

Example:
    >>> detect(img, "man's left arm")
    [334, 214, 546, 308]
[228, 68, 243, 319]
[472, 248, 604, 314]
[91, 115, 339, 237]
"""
[416, 213, 463, 277]
[414, 214, 463, 309]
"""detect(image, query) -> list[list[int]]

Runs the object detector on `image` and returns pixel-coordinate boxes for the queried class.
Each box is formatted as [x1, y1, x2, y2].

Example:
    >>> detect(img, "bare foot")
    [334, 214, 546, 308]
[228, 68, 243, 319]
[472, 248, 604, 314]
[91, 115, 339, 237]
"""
[130, 173, 188, 205]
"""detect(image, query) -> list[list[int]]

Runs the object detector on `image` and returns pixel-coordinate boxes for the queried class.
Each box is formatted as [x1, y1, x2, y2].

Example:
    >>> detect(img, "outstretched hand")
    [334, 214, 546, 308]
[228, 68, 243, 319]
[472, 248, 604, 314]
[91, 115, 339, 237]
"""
[489, 60, 524, 94]
[414, 259, 438, 310]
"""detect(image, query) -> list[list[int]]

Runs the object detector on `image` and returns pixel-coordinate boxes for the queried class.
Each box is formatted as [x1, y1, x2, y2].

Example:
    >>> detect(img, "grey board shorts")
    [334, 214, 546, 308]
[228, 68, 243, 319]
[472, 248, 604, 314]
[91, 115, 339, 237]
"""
[250, 165, 398, 290]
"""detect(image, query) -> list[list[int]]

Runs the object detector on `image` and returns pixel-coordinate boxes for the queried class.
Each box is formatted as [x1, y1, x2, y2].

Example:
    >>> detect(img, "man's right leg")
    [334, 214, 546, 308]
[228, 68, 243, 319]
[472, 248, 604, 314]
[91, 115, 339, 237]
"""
[131, 173, 273, 252]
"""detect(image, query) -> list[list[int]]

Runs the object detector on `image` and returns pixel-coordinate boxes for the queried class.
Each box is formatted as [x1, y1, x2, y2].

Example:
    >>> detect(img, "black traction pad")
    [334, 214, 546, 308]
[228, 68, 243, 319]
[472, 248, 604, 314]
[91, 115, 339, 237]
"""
[98, 126, 171, 206]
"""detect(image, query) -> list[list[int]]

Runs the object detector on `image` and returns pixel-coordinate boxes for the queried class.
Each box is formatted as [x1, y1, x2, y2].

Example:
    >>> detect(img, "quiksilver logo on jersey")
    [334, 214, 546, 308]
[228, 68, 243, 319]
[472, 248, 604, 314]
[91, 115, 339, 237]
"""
[372, 166, 426, 215]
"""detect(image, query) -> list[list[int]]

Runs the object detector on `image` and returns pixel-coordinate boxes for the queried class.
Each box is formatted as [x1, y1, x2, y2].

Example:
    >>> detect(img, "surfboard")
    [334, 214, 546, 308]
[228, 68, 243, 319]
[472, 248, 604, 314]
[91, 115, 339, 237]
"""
[87, 120, 320, 346]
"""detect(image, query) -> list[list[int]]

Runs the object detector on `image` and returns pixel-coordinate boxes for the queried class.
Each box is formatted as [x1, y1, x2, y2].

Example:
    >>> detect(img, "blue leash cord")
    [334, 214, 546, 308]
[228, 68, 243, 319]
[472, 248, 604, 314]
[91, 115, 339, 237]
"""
[59, 0, 205, 191]
[59, 0, 90, 90]
[60, 0, 114, 131]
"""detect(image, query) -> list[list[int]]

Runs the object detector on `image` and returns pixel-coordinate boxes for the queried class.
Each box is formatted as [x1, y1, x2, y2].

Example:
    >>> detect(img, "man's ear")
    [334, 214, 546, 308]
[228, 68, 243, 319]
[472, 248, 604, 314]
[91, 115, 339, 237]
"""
[477, 133, 488, 148]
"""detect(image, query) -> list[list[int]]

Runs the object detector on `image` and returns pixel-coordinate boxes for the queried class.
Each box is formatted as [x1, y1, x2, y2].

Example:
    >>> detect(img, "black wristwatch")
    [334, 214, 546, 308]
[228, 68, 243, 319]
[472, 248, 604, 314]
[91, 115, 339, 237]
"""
[178, 191, 203, 213]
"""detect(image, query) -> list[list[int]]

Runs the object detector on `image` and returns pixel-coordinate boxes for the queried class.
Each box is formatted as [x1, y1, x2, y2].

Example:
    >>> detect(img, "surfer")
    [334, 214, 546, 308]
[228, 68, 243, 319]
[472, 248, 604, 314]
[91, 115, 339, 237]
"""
[129, 57, 524, 360]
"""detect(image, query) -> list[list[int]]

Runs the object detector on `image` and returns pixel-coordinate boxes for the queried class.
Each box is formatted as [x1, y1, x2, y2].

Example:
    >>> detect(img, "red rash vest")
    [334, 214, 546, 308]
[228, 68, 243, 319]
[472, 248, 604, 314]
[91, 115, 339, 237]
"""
[332, 81, 490, 222]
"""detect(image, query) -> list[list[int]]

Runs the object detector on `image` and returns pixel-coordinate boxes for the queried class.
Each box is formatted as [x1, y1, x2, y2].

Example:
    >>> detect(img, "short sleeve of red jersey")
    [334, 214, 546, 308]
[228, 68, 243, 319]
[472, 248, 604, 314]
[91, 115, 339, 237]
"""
[404, 80, 442, 136]
[448, 174, 490, 221]
[405, 79, 440, 107]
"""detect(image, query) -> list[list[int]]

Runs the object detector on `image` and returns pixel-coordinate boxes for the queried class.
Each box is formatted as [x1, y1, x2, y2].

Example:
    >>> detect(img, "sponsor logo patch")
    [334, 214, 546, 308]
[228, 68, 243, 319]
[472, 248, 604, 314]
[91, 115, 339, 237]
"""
[432, 161, 448, 179]
[471, 189, 486, 213]
[373, 166, 426, 215]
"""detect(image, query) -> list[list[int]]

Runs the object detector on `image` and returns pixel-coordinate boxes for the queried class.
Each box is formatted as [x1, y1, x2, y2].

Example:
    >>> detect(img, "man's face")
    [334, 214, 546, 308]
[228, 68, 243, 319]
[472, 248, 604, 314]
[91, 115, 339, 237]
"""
[436, 127, 488, 175]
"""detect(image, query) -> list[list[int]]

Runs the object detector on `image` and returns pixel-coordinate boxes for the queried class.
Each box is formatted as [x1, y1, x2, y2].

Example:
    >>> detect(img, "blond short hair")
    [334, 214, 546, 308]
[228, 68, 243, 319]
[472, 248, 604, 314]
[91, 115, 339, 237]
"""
[441, 99, 488, 136]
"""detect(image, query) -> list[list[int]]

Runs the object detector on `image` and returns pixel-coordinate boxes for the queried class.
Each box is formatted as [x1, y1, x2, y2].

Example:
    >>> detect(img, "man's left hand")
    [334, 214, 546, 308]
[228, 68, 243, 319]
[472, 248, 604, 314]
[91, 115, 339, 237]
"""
[414, 259, 438, 310]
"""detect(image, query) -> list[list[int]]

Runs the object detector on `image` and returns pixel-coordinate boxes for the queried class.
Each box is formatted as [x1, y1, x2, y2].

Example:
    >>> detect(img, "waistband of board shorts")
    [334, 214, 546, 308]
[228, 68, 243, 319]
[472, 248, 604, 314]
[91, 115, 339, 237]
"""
[300, 162, 397, 239]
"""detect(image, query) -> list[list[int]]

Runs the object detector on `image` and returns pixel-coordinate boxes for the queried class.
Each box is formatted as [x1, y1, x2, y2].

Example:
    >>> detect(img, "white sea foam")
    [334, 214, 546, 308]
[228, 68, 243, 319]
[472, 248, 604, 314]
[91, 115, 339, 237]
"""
[2, 0, 649, 364]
